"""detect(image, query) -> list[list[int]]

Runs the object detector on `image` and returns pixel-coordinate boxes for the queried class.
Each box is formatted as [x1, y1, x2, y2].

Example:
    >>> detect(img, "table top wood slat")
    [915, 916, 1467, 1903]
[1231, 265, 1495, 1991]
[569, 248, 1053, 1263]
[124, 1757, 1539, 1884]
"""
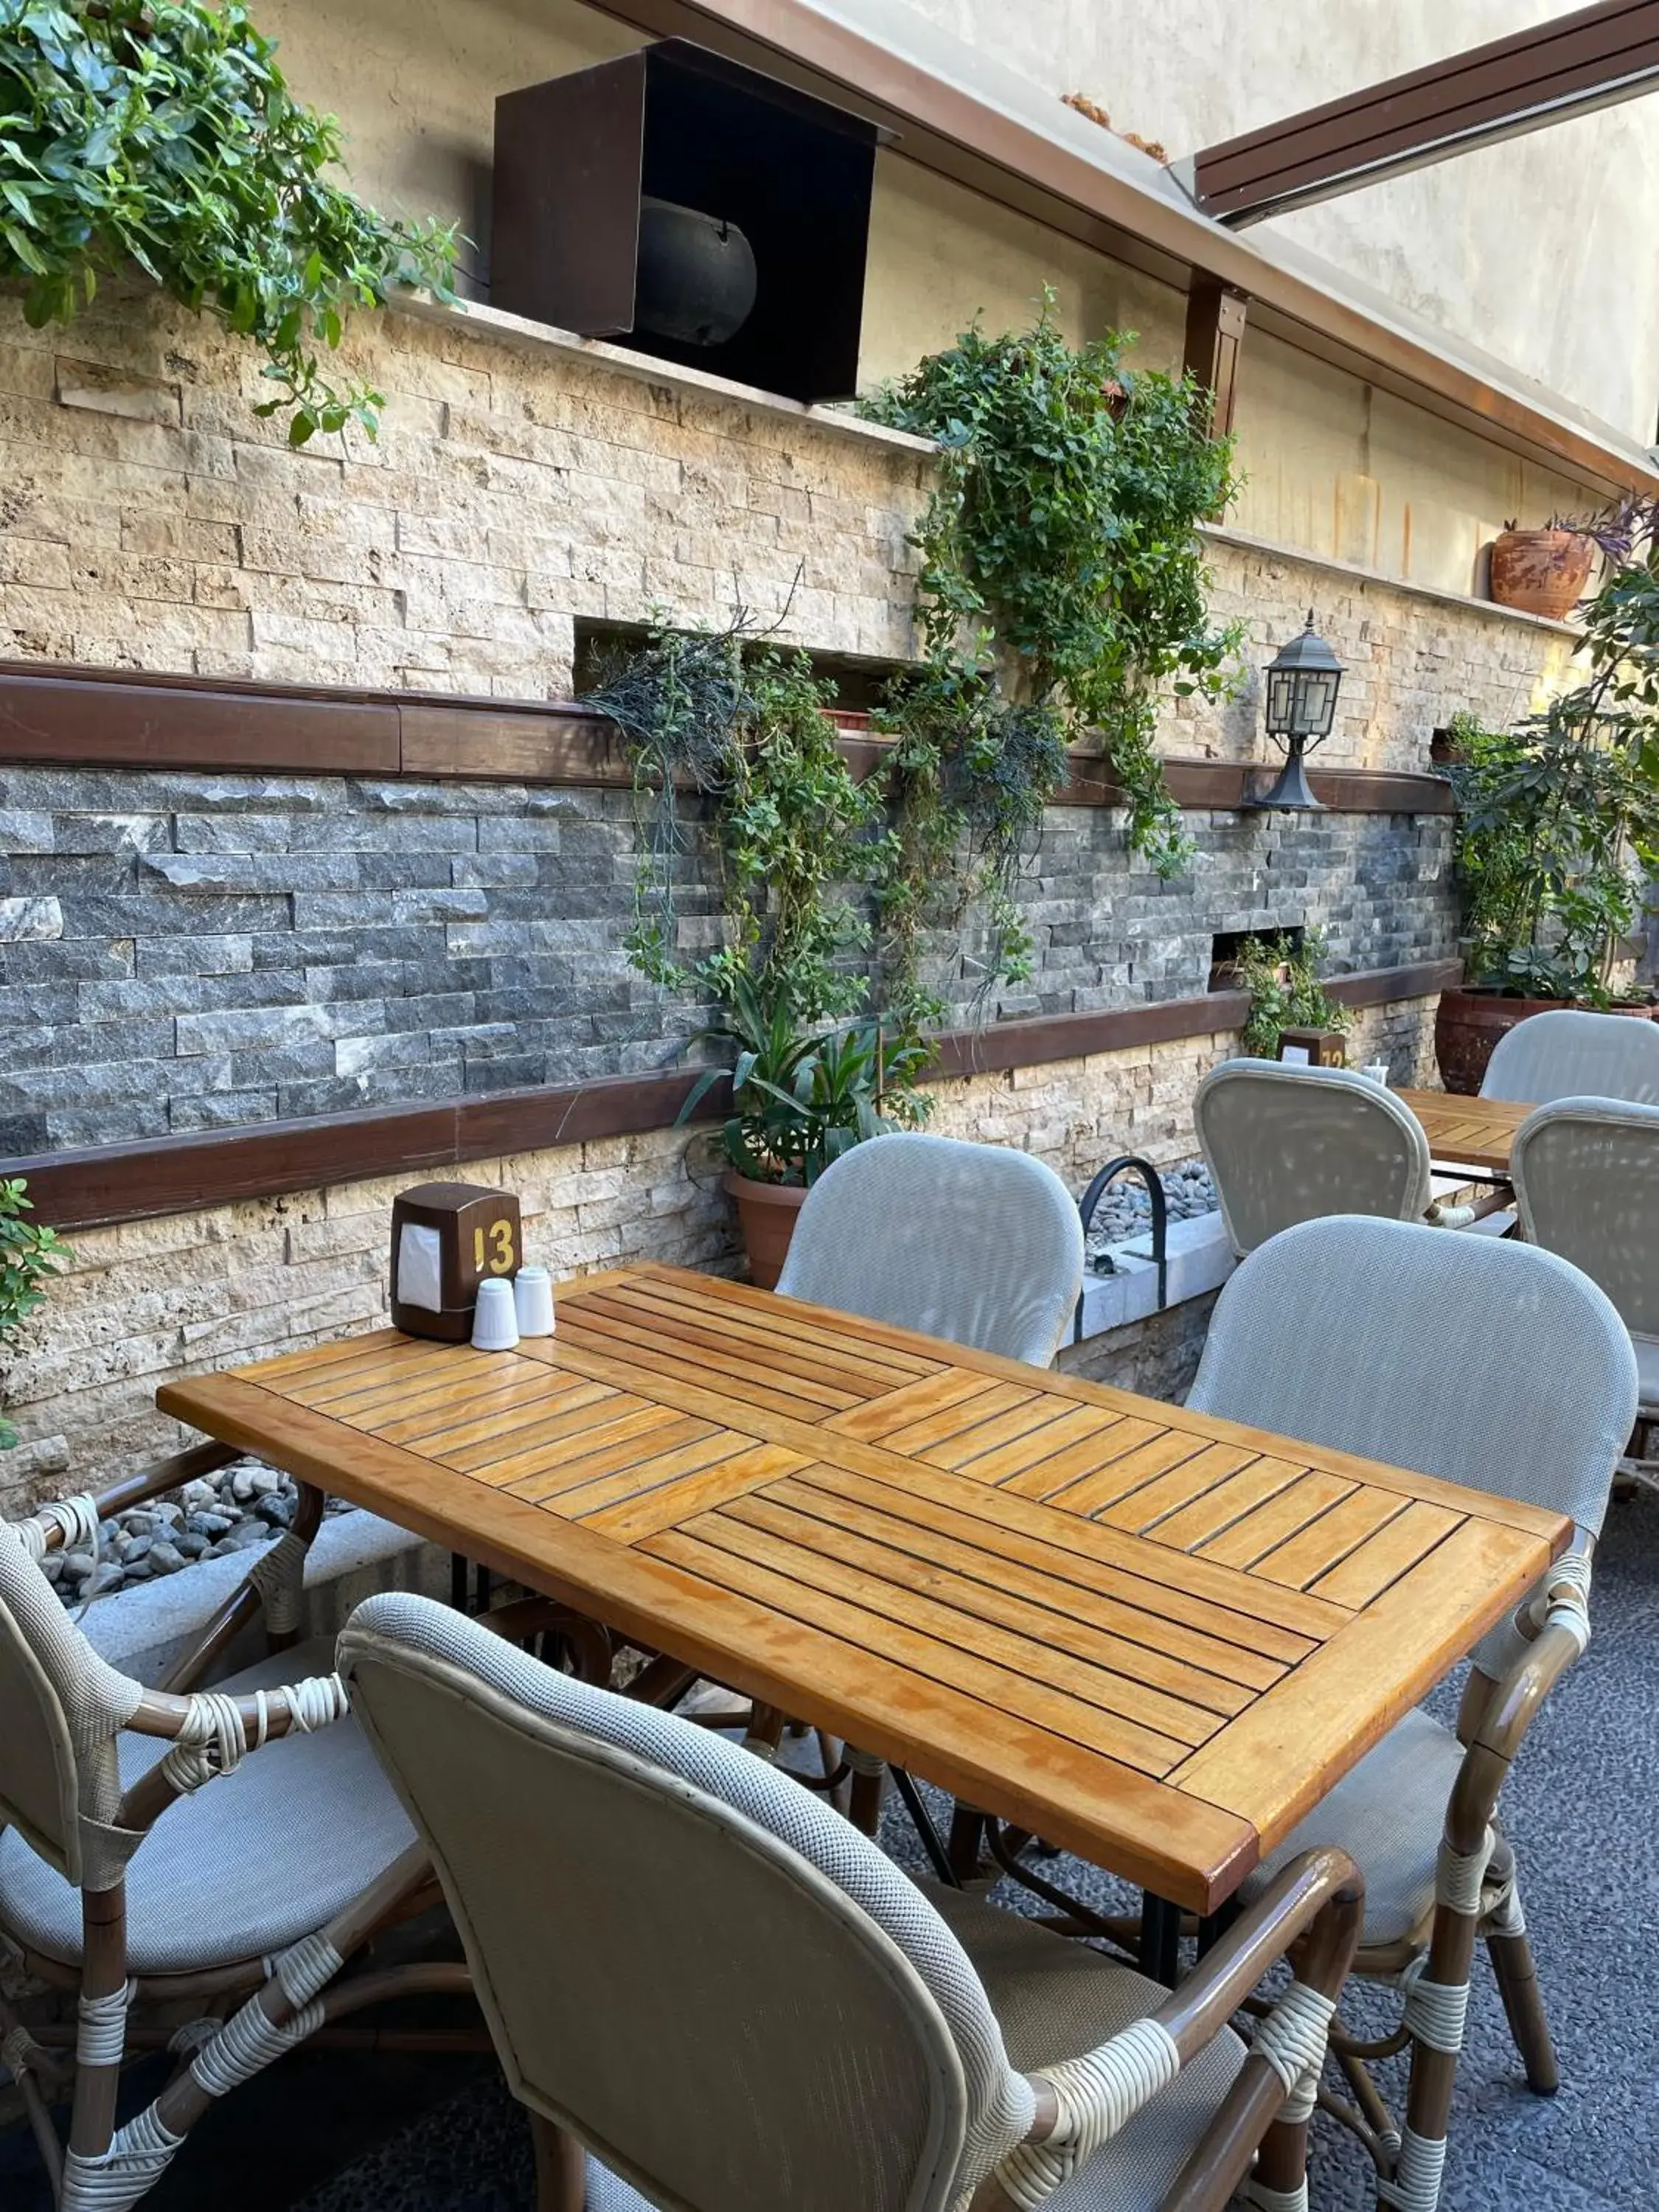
[643, 1518, 1199, 1777]
[1394, 1088, 1532, 1177]
[1136, 1453, 1311, 1553]
[158, 1262, 1568, 1913]
[785, 1462, 1300, 1692]
[717, 1486, 1225, 1750]
[771, 1468, 1265, 1715]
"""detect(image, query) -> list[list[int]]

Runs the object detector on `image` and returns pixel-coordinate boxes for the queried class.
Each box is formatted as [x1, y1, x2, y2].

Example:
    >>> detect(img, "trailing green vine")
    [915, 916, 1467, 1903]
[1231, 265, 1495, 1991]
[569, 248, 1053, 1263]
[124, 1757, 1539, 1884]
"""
[0, 0, 458, 442]
[584, 609, 881, 1026]
[863, 296, 1241, 1017]
[1234, 928, 1352, 1057]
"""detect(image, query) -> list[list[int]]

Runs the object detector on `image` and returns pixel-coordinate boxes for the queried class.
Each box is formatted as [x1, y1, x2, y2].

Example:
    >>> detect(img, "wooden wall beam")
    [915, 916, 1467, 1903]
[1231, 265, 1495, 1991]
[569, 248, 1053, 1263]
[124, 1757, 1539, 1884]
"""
[1191, 0, 1659, 226]
[1183, 279, 1248, 439]
[8, 959, 1463, 1234]
[0, 661, 1454, 815]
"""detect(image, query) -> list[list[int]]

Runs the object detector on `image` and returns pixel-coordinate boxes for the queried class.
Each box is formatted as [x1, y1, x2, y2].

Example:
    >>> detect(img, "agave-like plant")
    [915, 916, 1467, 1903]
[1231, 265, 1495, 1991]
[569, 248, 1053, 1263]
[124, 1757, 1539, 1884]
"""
[676, 977, 931, 1186]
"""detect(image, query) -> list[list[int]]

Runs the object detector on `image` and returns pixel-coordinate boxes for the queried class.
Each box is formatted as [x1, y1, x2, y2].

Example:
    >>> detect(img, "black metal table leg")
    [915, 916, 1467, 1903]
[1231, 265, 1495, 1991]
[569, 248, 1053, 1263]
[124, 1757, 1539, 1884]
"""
[1139, 1891, 1182, 1985]
[1196, 1895, 1241, 1958]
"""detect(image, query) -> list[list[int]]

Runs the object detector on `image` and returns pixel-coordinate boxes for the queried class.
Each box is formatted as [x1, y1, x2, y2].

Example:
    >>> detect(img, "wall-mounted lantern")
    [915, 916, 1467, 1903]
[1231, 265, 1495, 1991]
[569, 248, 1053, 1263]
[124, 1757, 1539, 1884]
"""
[1245, 612, 1343, 811]
[491, 40, 888, 405]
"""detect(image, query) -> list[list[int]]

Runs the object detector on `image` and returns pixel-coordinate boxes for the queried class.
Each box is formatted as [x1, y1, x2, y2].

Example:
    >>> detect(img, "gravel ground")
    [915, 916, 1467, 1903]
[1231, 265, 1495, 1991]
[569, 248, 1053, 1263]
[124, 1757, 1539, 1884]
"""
[1084, 1155, 1216, 1261]
[37, 1464, 349, 1606]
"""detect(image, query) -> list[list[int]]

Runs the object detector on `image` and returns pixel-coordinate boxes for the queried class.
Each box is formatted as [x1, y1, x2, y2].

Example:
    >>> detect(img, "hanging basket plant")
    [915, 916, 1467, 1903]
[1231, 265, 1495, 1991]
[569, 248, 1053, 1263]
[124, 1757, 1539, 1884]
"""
[0, 0, 458, 442]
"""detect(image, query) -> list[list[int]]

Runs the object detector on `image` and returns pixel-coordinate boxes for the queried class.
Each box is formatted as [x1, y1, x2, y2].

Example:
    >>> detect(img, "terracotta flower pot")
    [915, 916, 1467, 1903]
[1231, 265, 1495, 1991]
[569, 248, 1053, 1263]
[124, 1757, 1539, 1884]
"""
[1435, 987, 1654, 1094]
[1487, 529, 1594, 622]
[723, 1170, 807, 1289]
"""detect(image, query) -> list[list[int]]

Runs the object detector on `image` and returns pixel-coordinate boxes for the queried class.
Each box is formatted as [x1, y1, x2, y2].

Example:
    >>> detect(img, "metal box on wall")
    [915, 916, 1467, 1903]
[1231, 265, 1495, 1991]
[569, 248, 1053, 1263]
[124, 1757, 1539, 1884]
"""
[490, 39, 886, 404]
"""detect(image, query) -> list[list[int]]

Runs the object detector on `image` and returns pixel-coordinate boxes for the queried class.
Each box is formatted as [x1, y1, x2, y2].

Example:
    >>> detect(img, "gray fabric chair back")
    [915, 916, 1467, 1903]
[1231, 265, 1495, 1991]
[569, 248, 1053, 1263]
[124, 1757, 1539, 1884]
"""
[1188, 1215, 1636, 1547]
[774, 1133, 1083, 1366]
[1513, 1096, 1659, 1349]
[1194, 1061, 1433, 1258]
[0, 1527, 142, 1882]
[340, 1593, 1032, 2212]
[1481, 1008, 1659, 1104]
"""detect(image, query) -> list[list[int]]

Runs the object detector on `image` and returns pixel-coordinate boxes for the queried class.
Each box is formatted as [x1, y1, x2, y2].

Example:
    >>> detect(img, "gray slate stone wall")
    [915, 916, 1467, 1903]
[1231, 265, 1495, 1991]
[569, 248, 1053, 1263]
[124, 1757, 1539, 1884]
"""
[0, 762, 1455, 1155]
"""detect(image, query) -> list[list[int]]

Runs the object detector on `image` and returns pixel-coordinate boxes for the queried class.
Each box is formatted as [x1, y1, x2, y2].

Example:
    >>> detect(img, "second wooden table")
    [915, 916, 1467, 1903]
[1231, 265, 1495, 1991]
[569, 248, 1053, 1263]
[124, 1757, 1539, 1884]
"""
[159, 1263, 1566, 1916]
[1394, 1088, 1531, 1178]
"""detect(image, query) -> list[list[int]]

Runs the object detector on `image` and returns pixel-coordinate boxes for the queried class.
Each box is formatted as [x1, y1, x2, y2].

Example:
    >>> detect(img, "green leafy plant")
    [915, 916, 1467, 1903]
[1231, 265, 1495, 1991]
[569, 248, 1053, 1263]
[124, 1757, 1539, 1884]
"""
[1, 1177, 69, 1450]
[862, 296, 1241, 1015]
[1444, 498, 1659, 1004]
[1234, 929, 1352, 1057]
[675, 974, 930, 1187]
[585, 611, 881, 1026]
[0, 0, 458, 442]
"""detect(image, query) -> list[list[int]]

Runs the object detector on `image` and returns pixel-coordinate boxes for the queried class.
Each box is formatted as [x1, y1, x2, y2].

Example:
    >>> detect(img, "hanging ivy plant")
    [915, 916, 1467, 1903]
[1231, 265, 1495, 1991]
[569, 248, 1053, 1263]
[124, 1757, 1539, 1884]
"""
[583, 609, 882, 1027]
[863, 296, 1241, 1017]
[0, 0, 458, 442]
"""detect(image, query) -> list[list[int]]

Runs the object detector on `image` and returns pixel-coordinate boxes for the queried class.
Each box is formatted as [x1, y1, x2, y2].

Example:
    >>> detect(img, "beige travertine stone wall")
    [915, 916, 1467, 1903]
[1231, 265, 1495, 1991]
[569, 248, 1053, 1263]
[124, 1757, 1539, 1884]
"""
[0, 285, 931, 694]
[1177, 530, 1582, 774]
[0, 283, 1581, 771]
[0, 995, 1441, 1506]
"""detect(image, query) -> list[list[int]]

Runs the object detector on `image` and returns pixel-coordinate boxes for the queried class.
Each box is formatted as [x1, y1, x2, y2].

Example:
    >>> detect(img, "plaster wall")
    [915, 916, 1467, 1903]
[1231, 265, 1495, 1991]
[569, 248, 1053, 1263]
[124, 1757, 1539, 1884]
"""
[250, 0, 1609, 599]
[880, 0, 1659, 448]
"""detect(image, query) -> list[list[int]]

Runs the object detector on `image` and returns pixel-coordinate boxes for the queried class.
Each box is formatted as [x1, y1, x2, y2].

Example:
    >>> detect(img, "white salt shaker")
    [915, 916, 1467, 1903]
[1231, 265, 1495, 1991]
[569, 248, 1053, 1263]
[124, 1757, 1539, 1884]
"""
[513, 1267, 556, 1337]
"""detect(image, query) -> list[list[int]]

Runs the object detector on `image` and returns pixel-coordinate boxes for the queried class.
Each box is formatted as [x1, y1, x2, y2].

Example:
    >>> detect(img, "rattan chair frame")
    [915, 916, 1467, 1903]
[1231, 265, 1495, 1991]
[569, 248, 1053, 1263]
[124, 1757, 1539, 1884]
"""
[341, 1596, 1366, 2212]
[0, 1453, 481, 2212]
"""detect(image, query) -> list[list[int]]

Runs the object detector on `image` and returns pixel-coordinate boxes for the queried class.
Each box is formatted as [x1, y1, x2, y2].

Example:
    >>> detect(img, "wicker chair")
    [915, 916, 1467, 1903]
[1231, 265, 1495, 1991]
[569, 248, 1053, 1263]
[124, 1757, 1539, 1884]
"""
[341, 1590, 1363, 2212]
[776, 1132, 1085, 1367]
[1184, 1214, 1637, 2212]
[1194, 1061, 1443, 1257]
[1512, 1095, 1659, 1482]
[0, 1449, 473, 2212]
[1480, 1006, 1659, 1104]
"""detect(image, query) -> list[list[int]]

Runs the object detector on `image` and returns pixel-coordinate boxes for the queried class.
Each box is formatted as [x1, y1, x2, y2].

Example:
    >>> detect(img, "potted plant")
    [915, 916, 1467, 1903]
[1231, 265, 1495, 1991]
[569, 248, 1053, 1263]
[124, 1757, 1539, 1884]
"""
[1437, 501, 1659, 1090]
[677, 978, 931, 1286]
[1488, 517, 1596, 621]
[1234, 928, 1353, 1061]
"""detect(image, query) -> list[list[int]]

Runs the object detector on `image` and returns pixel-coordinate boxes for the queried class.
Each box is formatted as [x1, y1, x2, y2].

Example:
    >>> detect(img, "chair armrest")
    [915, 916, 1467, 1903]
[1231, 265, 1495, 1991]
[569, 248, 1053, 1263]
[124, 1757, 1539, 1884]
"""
[971, 1848, 1364, 2211]
[117, 1671, 351, 1832]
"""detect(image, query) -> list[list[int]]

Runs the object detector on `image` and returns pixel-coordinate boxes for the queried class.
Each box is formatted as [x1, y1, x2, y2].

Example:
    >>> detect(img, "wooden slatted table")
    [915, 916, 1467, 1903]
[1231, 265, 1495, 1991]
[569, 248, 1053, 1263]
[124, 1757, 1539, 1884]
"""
[1394, 1088, 1532, 1179]
[158, 1263, 1567, 1916]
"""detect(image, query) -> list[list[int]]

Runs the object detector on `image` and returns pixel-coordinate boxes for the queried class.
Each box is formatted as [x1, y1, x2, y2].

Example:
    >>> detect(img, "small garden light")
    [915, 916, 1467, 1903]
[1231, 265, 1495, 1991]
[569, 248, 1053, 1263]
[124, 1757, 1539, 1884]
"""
[1248, 611, 1343, 811]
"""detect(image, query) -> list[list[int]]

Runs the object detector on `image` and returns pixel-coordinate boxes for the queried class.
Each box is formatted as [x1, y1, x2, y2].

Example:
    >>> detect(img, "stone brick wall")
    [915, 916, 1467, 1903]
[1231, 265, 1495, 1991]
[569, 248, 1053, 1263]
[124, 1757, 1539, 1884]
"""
[0, 288, 931, 692]
[0, 757, 1454, 1151]
[0, 277, 1568, 1498]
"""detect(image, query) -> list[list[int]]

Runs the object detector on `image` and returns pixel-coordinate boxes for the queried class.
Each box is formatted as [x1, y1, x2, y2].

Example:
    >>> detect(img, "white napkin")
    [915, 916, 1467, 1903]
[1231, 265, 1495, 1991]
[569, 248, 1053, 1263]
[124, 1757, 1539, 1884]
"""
[397, 1222, 445, 1311]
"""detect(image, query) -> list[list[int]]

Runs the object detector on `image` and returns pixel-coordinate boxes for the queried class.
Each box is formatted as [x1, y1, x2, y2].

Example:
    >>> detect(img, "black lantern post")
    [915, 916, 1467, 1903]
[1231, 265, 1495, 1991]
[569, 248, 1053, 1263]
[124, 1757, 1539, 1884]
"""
[1246, 612, 1344, 811]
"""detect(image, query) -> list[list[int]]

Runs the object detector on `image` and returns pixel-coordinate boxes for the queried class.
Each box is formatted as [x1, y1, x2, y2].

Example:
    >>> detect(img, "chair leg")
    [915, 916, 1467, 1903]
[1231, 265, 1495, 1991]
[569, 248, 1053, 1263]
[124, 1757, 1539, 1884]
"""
[530, 2112, 586, 2211]
[1487, 1927, 1559, 2095]
[1391, 1888, 1481, 2212]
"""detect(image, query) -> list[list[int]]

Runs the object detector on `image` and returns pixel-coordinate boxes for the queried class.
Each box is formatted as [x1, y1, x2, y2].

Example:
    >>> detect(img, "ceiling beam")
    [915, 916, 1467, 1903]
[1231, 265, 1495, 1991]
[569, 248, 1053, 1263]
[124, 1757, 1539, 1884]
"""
[1187, 0, 1659, 226]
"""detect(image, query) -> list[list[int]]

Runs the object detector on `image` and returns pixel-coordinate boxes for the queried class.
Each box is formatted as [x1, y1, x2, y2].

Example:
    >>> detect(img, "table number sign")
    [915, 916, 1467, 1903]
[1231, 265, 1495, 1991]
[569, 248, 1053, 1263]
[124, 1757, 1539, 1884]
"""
[389, 1182, 523, 1341]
